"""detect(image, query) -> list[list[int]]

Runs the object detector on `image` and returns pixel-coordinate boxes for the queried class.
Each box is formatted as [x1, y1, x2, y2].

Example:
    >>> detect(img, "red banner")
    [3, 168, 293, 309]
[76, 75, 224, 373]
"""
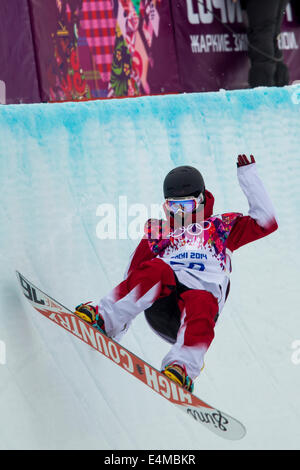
[170, 0, 300, 92]
[0, 0, 40, 104]
[1, 1, 299, 103]
[28, 0, 181, 101]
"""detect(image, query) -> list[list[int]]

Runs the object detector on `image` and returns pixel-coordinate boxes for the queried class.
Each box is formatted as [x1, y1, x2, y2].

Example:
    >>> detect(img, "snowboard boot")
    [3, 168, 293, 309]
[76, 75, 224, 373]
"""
[162, 362, 194, 393]
[74, 302, 106, 335]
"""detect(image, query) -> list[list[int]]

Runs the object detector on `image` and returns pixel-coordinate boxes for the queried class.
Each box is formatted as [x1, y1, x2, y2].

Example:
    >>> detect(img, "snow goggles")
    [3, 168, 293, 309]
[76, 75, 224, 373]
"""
[165, 194, 204, 214]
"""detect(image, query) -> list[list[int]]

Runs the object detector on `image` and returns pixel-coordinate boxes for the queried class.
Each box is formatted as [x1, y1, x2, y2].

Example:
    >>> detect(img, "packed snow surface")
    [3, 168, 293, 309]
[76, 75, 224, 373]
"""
[1, 86, 300, 449]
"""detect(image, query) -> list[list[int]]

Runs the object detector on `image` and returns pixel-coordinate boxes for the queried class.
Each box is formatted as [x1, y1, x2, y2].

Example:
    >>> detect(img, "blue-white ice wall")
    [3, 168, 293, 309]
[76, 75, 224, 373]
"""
[1, 88, 300, 450]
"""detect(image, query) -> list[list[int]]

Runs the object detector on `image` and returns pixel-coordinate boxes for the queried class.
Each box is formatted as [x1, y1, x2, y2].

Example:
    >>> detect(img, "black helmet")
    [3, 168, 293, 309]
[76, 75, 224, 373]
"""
[163, 165, 205, 199]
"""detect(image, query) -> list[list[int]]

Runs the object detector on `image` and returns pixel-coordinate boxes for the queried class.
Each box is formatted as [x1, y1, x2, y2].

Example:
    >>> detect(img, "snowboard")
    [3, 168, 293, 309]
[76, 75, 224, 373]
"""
[16, 271, 246, 441]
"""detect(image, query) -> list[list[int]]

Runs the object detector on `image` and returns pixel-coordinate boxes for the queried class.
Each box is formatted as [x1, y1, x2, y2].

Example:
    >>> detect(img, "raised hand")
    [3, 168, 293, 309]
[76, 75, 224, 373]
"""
[237, 154, 256, 167]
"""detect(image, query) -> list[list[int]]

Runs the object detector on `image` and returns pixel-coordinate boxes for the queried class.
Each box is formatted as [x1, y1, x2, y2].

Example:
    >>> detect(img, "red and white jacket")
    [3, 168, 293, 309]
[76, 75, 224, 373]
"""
[125, 163, 278, 313]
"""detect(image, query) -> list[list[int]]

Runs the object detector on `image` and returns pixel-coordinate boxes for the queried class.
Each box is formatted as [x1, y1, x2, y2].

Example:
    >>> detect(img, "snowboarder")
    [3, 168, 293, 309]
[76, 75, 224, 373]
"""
[74, 155, 278, 392]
